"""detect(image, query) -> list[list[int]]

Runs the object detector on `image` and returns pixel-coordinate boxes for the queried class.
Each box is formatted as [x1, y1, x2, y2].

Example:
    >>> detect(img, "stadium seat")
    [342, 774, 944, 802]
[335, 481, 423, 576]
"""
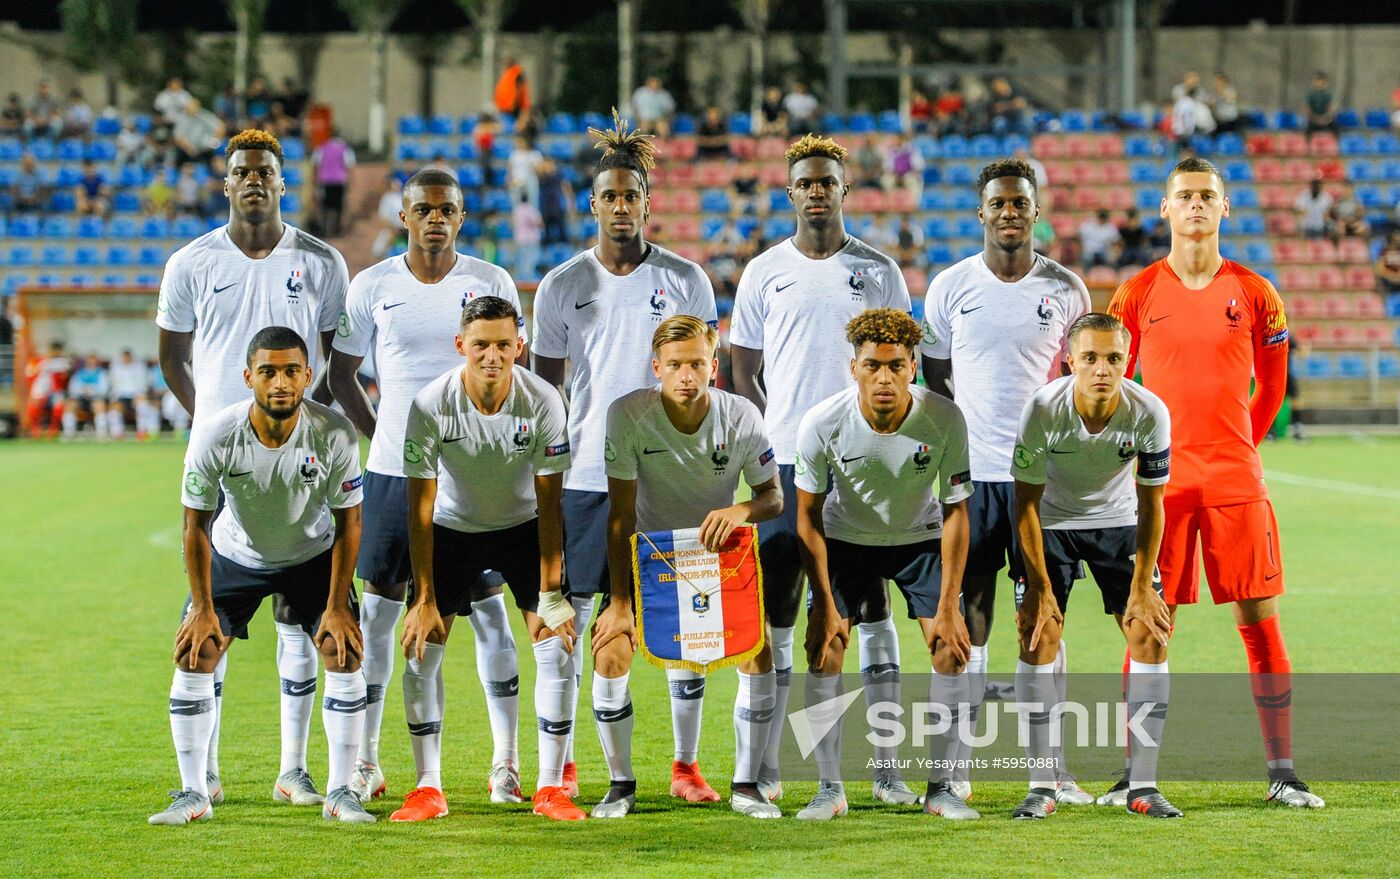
[41, 245, 70, 266]
[7, 246, 35, 266]
[877, 111, 902, 134]
[1356, 293, 1384, 319]
[700, 189, 730, 213]
[848, 112, 875, 133]
[1222, 160, 1252, 182]
[1265, 211, 1298, 235]
[1273, 240, 1306, 263]
[100, 273, 126, 286]
[1315, 269, 1346, 292]
[1376, 136, 1400, 156]
[1300, 353, 1332, 378]
[141, 217, 169, 238]
[138, 246, 166, 266]
[456, 165, 485, 188]
[546, 112, 577, 135]
[672, 114, 696, 135]
[484, 190, 512, 213]
[57, 138, 84, 161]
[1215, 132, 1245, 155]
[949, 190, 979, 211]
[84, 140, 117, 162]
[1347, 161, 1376, 181]
[1306, 238, 1338, 263]
[281, 193, 302, 214]
[1236, 215, 1266, 235]
[945, 164, 975, 186]
[1335, 352, 1367, 377]
[1123, 135, 1158, 157]
[106, 217, 138, 239]
[970, 135, 1000, 158]
[105, 245, 133, 266]
[1272, 111, 1302, 131]
[111, 191, 138, 215]
[77, 216, 104, 239]
[1060, 110, 1089, 132]
[1378, 353, 1400, 378]
[1288, 293, 1321, 318]
[134, 273, 160, 286]
[1339, 133, 1372, 156]
[1243, 241, 1274, 264]
[42, 216, 74, 238]
[1230, 187, 1259, 208]
[1309, 133, 1339, 156]
[27, 138, 56, 161]
[73, 245, 101, 267]
[282, 140, 306, 161]
[727, 113, 751, 136]
[174, 216, 204, 238]
[1364, 109, 1391, 130]
[941, 136, 970, 159]
[396, 142, 419, 161]
[1349, 266, 1378, 291]
[1338, 239, 1370, 264]
[399, 115, 426, 136]
[763, 217, 796, 239]
[49, 192, 76, 213]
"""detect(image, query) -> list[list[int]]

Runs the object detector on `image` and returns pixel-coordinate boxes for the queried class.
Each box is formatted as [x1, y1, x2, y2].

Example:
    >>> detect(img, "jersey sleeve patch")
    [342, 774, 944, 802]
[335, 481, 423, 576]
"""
[949, 469, 971, 487]
[545, 442, 570, 457]
[758, 447, 775, 467]
[341, 474, 363, 493]
[1137, 447, 1170, 480]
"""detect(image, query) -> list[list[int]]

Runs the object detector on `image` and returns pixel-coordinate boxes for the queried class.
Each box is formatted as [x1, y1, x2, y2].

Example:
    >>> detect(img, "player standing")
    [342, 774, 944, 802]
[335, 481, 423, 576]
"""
[918, 158, 1091, 803]
[327, 169, 528, 805]
[795, 309, 976, 821]
[157, 130, 350, 808]
[1107, 157, 1323, 808]
[729, 135, 915, 805]
[1009, 312, 1180, 819]
[531, 112, 718, 801]
[590, 315, 784, 818]
[148, 327, 370, 825]
[392, 296, 584, 822]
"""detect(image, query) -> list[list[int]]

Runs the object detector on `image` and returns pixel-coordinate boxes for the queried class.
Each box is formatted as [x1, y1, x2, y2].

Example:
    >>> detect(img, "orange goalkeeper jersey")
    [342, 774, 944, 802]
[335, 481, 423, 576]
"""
[1109, 259, 1289, 507]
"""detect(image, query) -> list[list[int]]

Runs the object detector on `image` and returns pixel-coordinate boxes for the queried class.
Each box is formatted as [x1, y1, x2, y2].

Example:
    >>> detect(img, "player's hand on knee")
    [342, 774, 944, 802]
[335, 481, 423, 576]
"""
[930, 609, 971, 667]
[1124, 587, 1172, 647]
[546, 618, 577, 655]
[590, 601, 636, 656]
[174, 607, 227, 670]
[804, 603, 847, 670]
[698, 505, 746, 552]
[401, 601, 446, 661]
[1015, 588, 1063, 652]
[316, 605, 363, 668]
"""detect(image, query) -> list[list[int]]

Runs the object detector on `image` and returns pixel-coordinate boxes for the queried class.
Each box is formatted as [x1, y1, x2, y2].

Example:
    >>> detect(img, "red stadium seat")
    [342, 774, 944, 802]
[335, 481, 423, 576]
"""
[648, 191, 673, 213]
[1252, 159, 1284, 182]
[1103, 187, 1134, 210]
[1327, 324, 1362, 347]
[1362, 323, 1392, 346]
[729, 138, 756, 161]
[1032, 134, 1068, 158]
[889, 188, 918, 213]
[667, 138, 698, 162]
[1274, 240, 1307, 263]
[1346, 266, 1377, 290]
[756, 137, 787, 160]
[1102, 160, 1130, 184]
[697, 162, 731, 188]
[1321, 294, 1354, 318]
[668, 216, 702, 242]
[902, 267, 927, 292]
[1281, 267, 1315, 290]
[759, 164, 788, 187]
[671, 244, 705, 263]
[852, 188, 890, 213]
[1275, 133, 1308, 156]
[1050, 214, 1078, 238]
[1355, 293, 1385, 318]
[1282, 159, 1317, 182]
[670, 189, 700, 213]
[1095, 135, 1124, 157]
[1316, 159, 1345, 181]
[1086, 265, 1118, 285]
[1246, 133, 1274, 155]
[1292, 322, 1323, 343]
[1288, 293, 1322, 318]
[1338, 238, 1371, 264]
[667, 164, 696, 187]
[1306, 238, 1338, 263]
[1314, 266, 1346, 291]
[1066, 135, 1097, 159]
[1265, 211, 1299, 234]
[1308, 133, 1339, 156]
[1117, 265, 1144, 283]
[1071, 187, 1104, 210]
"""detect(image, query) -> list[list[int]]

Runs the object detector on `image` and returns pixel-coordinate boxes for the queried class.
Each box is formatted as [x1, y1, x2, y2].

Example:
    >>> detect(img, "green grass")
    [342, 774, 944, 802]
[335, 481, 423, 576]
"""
[2, 435, 1398, 877]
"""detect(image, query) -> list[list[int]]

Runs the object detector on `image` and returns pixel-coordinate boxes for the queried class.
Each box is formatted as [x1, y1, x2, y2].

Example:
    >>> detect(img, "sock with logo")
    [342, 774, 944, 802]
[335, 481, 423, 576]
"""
[403, 642, 445, 790]
[953, 644, 988, 785]
[533, 636, 575, 789]
[322, 670, 366, 792]
[468, 593, 519, 767]
[357, 592, 402, 767]
[1239, 615, 1293, 771]
[562, 595, 596, 768]
[858, 614, 902, 775]
[170, 669, 215, 798]
[276, 623, 317, 775]
[733, 670, 776, 786]
[1014, 659, 1058, 790]
[1126, 659, 1170, 790]
[927, 669, 970, 785]
[592, 672, 635, 782]
[760, 625, 795, 780]
[667, 668, 706, 764]
[206, 652, 226, 777]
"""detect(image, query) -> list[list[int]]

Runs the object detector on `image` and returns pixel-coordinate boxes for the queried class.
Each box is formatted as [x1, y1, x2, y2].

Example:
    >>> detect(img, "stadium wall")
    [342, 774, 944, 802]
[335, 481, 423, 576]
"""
[0, 25, 1396, 144]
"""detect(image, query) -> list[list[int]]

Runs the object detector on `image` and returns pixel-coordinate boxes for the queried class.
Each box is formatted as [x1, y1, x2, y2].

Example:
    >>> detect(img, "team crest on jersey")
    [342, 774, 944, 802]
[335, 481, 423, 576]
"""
[286, 269, 303, 300]
[913, 444, 931, 474]
[1117, 438, 1137, 463]
[461, 290, 477, 309]
[650, 288, 667, 317]
[300, 454, 319, 484]
[1225, 298, 1243, 331]
[848, 271, 866, 299]
[1036, 296, 1053, 331]
[512, 422, 531, 452]
[711, 443, 730, 474]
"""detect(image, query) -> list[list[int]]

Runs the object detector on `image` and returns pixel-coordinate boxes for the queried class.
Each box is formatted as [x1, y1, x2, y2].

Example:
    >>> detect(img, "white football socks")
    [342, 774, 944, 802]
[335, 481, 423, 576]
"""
[1014, 659, 1058, 790]
[533, 635, 575, 789]
[403, 642, 446, 790]
[169, 669, 215, 798]
[357, 592, 402, 766]
[954, 643, 988, 785]
[806, 672, 845, 788]
[733, 670, 776, 785]
[563, 595, 596, 767]
[592, 671, 635, 782]
[322, 670, 366, 792]
[207, 652, 226, 777]
[927, 670, 970, 785]
[1127, 659, 1170, 790]
[666, 667, 706, 764]
[275, 623, 317, 775]
[857, 615, 902, 774]
[760, 625, 795, 778]
[468, 594, 519, 767]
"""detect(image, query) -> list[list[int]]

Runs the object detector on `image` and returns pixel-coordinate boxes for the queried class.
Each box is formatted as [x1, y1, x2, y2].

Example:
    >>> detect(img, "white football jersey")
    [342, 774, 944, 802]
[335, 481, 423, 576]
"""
[1012, 376, 1171, 529]
[532, 245, 717, 493]
[402, 365, 570, 533]
[794, 385, 974, 546]
[604, 387, 777, 533]
[729, 236, 911, 465]
[181, 399, 363, 569]
[156, 224, 349, 445]
[333, 254, 523, 478]
[919, 253, 1090, 482]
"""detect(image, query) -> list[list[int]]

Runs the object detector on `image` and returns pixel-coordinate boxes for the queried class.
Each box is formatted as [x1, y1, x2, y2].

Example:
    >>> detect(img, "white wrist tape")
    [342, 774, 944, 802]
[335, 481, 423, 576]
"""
[537, 589, 575, 631]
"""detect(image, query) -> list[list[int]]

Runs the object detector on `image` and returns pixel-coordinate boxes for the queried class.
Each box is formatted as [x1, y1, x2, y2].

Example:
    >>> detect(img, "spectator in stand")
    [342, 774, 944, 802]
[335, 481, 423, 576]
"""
[1170, 86, 1209, 151]
[537, 158, 572, 246]
[758, 86, 787, 136]
[881, 132, 924, 198]
[371, 174, 404, 258]
[312, 127, 355, 236]
[142, 167, 175, 219]
[64, 354, 110, 439]
[515, 105, 541, 142]
[277, 77, 309, 119]
[1375, 230, 1400, 293]
[1294, 177, 1333, 238]
[1170, 70, 1201, 102]
[1209, 73, 1242, 134]
[62, 89, 94, 137]
[267, 101, 301, 139]
[852, 136, 884, 189]
[988, 77, 1030, 135]
[212, 84, 238, 121]
[115, 117, 145, 166]
[696, 106, 731, 159]
[1014, 147, 1048, 188]
[934, 84, 966, 136]
[1078, 209, 1121, 268]
[200, 155, 227, 218]
[1304, 72, 1339, 136]
[1328, 181, 1369, 240]
[511, 191, 543, 281]
[1147, 215, 1171, 259]
[109, 348, 150, 433]
[173, 98, 225, 166]
[1117, 207, 1151, 267]
[146, 113, 176, 167]
[474, 112, 501, 184]
[494, 58, 531, 123]
[74, 159, 109, 218]
[153, 77, 193, 122]
[783, 82, 819, 134]
[1391, 83, 1400, 138]
[893, 213, 925, 267]
[506, 134, 543, 208]
[909, 88, 934, 133]
[632, 76, 677, 137]
[24, 81, 63, 139]
[729, 164, 763, 216]
[1, 92, 23, 134]
[244, 76, 272, 121]
[12, 152, 49, 214]
[173, 163, 201, 218]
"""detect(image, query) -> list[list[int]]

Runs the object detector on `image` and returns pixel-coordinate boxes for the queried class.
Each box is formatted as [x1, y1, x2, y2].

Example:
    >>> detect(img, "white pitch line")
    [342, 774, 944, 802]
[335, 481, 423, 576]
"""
[1265, 470, 1400, 500]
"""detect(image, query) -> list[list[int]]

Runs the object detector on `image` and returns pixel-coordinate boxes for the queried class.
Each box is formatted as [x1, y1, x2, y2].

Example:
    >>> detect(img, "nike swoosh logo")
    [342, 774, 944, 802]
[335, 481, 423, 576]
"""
[643, 447, 667, 455]
[228, 470, 254, 477]
[1048, 449, 1073, 455]
[1149, 314, 1172, 324]
[213, 284, 236, 294]
[539, 720, 573, 735]
[1265, 572, 1280, 581]
[382, 302, 405, 311]
[841, 455, 865, 464]
[595, 707, 632, 723]
[679, 682, 705, 697]
[575, 299, 598, 310]
[443, 436, 468, 444]
[776, 281, 796, 292]
[960, 305, 982, 315]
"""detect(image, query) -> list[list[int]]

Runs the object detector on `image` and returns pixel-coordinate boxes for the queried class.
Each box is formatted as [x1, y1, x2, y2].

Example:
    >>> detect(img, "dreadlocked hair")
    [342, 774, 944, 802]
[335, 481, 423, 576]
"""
[588, 107, 657, 191]
[785, 133, 847, 167]
[224, 128, 284, 165]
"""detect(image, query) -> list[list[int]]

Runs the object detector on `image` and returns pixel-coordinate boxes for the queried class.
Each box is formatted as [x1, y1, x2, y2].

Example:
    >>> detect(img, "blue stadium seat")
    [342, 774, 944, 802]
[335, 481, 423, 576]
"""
[818, 113, 844, 134]
[955, 243, 982, 260]
[545, 139, 575, 161]
[1243, 241, 1273, 263]
[281, 193, 301, 214]
[105, 245, 133, 266]
[458, 115, 478, 135]
[574, 190, 591, 213]
[282, 140, 305, 160]
[1356, 185, 1385, 208]
[921, 166, 941, 186]
[55, 166, 83, 187]
[94, 117, 121, 136]
[672, 114, 695, 135]
[428, 115, 454, 136]
[1135, 187, 1160, 210]
[923, 218, 949, 239]
[35, 273, 64, 286]
[1378, 353, 1400, 379]
[454, 141, 480, 161]
[42, 216, 74, 238]
[49, 192, 76, 213]
[1119, 110, 1149, 130]
[41, 245, 70, 266]
[848, 112, 875, 133]
[1271, 110, 1302, 130]
[1030, 111, 1056, 132]
[1002, 135, 1031, 154]
[498, 115, 516, 135]
[492, 141, 511, 160]
[132, 114, 152, 133]
[117, 165, 146, 187]
[396, 142, 419, 161]
[283, 166, 303, 186]
[580, 112, 608, 133]
[67, 272, 96, 287]
[1219, 241, 1239, 260]
[728, 113, 752, 136]
[1230, 186, 1259, 208]
[134, 273, 160, 286]
[58, 138, 84, 161]
[735, 217, 758, 239]
[877, 111, 902, 134]
[1336, 109, 1360, 128]
[456, 165, 485, 188]
[1347, 161, 1376, 181]
[1215, 133, 1245, 155]
[0, 138, 21, 161]
[8, 215, 40, 238]
[954, 217, 982, 238]
[1189, 134, 1216, 155]
[7, 246, 35, 266]
[767, 189, 789, 213]
[424, 139, 452, 161]
[970, 135, 1000, 158]
[106, 216, 138, 238]
[1365, 109, 1390, 130]
[544, 243, 574, 266]
[85, 140, 117, 162]
[28, 138, 56, 161]
[1059, 110, 1089, 132]
[1339, 133, 1371, 156]
[141, 217, 169, 238]
[1300, 354, 1332, 379]
[74, 245, 101, 266]
[1091, 111, 1116, 132]
[701, 217, 726, 240]
[1130, 162, 1159, 183]
[1374, 135, 1400, 155]
[1380, 160, 1400, 181]
[399, 115, 426, 136]
[949, 190, 979, 211]
[915, 136, 941, 160]
[940, 136, 969, 158]
[484, 190, 512, 213]
[488, 167, 507, 188]
[2, 272, 31, 294]
[138, 246, 166, 266]
[1123, 135, 1157, 157]
[763, 217, 797, 239]
[944, 164, 975, 186]
[700, 190, 730, 213]
[173, 216, 203, 238]
[101, 273, 125, 286]
[1336, 353, 1367, 378]
[918, 190, 949, 211]
[1236, 215, 1266, 235]
[1388, 294, 1400, 319]
[77, 216, 104, 238]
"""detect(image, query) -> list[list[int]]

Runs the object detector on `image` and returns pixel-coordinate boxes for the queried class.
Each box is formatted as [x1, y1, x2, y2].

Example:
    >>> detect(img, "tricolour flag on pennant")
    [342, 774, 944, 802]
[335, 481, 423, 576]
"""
[631, 525, 765, 673]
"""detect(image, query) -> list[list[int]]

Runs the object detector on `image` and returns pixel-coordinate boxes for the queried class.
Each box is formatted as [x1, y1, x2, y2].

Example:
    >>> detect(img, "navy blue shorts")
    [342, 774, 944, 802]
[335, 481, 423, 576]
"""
[966, 480, 1024, 579]
[756, 465, 801, 577]
[1012, 525, 1162, 616]
[194, 547, 356, 640]
[359, 470, 504, 592]
[563, 489, 610, 595]
[429, 520, 542, 617]
[826, 538, 944, 620]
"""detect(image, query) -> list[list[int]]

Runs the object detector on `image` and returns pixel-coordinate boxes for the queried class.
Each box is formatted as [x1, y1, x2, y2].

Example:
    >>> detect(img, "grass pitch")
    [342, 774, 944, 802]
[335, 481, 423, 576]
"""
[2, 435, 1398, 877]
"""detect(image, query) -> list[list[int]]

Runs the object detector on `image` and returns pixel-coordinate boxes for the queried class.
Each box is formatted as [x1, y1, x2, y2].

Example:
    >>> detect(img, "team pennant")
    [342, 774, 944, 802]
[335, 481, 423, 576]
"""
[632, 525, 766, 673]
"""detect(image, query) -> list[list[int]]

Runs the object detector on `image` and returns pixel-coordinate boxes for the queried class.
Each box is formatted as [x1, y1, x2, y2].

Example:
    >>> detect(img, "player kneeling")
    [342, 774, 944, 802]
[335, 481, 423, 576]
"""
[1009, 313, 1180, 819]
[394, 296, 584, 822]
[150, 327, 370, 826]
[588, 316, 784, 819]
[795, 308, 978, 821]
